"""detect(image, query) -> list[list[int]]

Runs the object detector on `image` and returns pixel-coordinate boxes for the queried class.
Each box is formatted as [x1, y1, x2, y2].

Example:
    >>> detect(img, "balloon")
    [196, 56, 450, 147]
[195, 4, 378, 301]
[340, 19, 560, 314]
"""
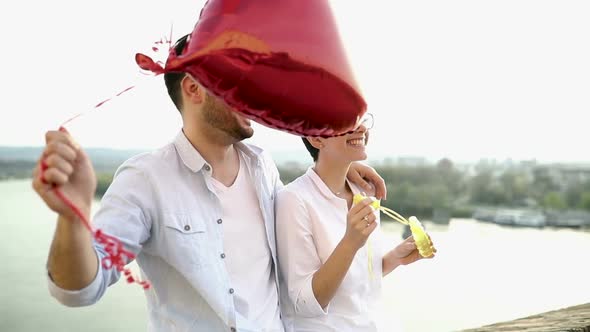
[136, 0, 366, 137]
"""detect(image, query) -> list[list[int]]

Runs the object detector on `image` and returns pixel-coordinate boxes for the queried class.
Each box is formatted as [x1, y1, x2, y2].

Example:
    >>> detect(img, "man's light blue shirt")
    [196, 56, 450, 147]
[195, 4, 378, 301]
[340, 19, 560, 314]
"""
[48, 131, 284, 332]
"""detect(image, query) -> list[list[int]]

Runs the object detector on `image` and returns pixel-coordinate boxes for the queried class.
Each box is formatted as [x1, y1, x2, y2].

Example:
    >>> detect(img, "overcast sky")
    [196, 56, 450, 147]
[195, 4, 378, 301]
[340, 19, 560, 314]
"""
[0, 0, 588, 163]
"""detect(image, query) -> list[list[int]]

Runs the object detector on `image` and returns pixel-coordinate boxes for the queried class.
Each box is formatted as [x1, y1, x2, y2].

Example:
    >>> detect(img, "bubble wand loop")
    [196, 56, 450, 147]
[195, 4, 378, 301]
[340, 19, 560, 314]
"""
[353, 194, 435, 259]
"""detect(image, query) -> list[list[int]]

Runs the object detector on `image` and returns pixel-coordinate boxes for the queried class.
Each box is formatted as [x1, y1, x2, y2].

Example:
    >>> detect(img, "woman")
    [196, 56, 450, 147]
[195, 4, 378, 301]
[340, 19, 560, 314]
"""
[276, 114, 434, 331]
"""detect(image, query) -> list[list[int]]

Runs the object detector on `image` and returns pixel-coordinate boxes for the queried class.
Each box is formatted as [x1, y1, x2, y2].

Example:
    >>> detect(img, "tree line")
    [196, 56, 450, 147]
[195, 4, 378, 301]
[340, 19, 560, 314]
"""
[90, 158, 590, 220]
[277, 159, 590, 220]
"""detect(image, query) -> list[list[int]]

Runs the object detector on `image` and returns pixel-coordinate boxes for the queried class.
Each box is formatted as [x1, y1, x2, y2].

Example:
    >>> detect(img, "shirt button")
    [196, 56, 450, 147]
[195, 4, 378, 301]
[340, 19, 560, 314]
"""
[229, 288, 234, 294]
[204, 164, 211, 171]
[184, 225, 190, 231]
[220, 253, 226, 259]
[230, 328, 236, 332]
[217, 219, 223, 224]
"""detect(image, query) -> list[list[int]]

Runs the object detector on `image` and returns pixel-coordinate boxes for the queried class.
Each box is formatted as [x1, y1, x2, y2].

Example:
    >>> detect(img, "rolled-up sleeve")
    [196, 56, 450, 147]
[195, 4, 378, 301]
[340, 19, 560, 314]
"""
[47, 162, 152, 306]
[47, 254, 105, 307]
[276, 189, 329, 318]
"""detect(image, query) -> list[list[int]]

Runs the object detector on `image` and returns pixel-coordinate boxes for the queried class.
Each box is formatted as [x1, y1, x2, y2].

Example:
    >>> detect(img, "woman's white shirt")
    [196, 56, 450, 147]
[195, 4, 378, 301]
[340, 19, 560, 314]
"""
[276, 168, 383, 332]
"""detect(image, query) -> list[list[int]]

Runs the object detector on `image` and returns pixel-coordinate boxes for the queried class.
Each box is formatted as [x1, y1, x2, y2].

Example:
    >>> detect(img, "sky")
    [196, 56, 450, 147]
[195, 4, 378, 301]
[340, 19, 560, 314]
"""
[0, 0, 588, 163]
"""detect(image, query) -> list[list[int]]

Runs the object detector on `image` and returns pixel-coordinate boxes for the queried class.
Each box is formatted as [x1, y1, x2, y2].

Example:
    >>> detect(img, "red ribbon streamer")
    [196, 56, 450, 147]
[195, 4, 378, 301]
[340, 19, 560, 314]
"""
[40, 87, 150, 290]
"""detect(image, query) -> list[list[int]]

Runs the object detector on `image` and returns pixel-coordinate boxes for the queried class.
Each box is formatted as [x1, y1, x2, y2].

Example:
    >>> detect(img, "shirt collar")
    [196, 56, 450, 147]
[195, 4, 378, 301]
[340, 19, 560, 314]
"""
[173, 130, 263, 173]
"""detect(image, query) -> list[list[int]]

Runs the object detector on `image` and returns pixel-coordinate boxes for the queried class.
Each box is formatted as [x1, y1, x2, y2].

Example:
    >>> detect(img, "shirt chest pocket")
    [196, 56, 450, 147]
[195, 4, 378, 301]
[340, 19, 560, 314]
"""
[163, 214, 211, 269]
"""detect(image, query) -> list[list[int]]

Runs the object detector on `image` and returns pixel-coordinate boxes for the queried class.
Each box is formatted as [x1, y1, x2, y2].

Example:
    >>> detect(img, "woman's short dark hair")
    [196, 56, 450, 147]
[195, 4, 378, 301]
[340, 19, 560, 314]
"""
[302, 137, 319, 162]
[164, 34, 190, 112]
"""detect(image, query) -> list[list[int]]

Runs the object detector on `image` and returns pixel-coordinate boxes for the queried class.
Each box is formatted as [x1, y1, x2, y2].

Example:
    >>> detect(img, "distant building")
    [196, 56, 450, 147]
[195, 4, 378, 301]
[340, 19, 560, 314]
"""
[534, 163, 590, 190]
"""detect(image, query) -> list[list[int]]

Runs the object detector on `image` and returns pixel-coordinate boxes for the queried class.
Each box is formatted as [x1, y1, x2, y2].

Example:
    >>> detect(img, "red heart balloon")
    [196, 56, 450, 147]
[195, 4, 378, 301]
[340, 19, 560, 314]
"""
[138, 0, 366, 137]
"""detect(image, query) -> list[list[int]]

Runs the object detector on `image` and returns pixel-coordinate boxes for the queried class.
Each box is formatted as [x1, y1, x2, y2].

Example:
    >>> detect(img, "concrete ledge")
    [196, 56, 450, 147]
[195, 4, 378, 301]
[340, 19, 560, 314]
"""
[461, 303, 590, 332]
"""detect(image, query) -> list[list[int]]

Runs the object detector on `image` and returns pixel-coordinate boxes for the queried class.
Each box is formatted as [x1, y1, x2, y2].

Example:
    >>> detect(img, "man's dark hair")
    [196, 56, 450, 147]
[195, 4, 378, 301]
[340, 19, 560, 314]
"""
[302, 138, 319, 162]
[164, 34, 190, 112]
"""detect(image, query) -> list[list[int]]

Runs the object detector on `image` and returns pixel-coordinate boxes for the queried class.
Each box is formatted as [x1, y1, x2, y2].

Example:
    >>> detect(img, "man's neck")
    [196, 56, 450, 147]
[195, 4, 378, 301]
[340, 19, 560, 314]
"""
[182, 126, 240, 186]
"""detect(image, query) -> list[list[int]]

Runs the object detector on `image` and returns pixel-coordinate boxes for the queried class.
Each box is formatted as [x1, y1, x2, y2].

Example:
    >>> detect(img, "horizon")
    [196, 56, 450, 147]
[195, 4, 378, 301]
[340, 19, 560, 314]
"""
[0, 0, 588, 164]
[2, 143, 589, 166]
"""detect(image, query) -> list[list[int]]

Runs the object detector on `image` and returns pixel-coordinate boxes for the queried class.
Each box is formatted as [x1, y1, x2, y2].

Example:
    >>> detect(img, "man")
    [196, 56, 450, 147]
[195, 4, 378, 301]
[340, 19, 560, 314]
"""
[32, 35, 385, 332]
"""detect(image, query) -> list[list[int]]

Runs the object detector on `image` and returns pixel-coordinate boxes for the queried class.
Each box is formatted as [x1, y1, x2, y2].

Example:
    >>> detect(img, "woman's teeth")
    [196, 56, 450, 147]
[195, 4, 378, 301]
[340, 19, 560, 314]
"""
[347, 138, 364, 146]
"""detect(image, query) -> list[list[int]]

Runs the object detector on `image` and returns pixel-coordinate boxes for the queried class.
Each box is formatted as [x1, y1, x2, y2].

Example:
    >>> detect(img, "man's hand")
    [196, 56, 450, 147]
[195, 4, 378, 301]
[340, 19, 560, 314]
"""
[32, 129, 97, 222]
[347, 163, 387, 200]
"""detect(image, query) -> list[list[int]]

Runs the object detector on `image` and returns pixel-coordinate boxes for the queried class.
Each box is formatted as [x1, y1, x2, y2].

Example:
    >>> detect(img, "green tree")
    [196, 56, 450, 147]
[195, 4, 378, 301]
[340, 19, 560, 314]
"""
[277, 163, 306, 184]
[469, 171, 509, 205]
[578, 192, 590, 211]
[565, 185, 582, 209]
[531, 168, 560, 204]
[95, 173, 114, 198]
[543, 191, 567, 210]
[436, 158, 465, 199]
[499, 170, 531, 205]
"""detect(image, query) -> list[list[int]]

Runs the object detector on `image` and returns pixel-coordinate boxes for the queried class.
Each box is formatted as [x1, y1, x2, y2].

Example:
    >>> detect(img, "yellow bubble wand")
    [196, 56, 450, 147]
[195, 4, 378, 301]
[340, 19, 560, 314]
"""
[353, 194, 435, 278]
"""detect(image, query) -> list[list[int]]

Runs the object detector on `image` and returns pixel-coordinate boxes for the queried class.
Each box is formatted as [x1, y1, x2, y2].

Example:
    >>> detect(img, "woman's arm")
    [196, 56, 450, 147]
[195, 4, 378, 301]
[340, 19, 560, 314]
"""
[276, 190, 377, 315]
[311, 198, 377, 308]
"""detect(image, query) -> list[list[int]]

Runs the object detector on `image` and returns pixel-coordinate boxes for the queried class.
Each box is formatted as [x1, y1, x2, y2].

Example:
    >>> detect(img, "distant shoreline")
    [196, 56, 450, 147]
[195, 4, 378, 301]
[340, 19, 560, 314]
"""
[4, 155, 590, 225]
[3, 145, 590, 167]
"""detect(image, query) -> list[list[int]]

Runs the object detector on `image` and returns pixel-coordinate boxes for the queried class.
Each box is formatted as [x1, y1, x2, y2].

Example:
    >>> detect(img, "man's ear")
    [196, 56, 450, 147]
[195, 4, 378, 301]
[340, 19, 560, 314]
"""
[306, 137, 324, 149]
[181, 75, 204, 104]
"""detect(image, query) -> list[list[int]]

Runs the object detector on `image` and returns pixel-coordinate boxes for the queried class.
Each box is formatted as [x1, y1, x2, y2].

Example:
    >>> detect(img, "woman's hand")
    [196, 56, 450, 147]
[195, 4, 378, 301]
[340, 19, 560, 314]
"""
[383, 236, 436, 276]
[342, 197, 378, 251]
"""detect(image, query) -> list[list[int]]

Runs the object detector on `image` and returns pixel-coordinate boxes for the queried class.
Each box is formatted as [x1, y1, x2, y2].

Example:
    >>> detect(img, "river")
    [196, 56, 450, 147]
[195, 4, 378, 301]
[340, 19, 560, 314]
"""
[1, 179, 588, 331]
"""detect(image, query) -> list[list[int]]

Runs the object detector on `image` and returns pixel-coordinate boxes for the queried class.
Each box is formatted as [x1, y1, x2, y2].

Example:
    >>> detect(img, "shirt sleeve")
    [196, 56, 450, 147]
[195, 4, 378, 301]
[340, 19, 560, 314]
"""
[262, 150, 284, 194]
[47, 161, 153, 307]
[47, 253, 105, 307]
[276, 188, 329, 318]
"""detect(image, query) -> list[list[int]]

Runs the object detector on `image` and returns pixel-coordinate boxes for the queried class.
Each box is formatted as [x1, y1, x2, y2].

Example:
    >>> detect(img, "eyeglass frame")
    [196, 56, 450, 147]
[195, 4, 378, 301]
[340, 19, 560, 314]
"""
[356, 112, 374, 130]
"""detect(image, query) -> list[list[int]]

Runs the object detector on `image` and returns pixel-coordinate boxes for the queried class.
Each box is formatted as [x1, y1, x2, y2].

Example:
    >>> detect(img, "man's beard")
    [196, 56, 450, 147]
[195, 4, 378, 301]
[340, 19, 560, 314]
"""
[203, 93, 254, 141]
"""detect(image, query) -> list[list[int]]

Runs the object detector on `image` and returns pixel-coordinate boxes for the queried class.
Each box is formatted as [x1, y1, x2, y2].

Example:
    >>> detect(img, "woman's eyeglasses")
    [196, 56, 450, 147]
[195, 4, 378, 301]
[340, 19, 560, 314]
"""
[357, 112, 374, 130]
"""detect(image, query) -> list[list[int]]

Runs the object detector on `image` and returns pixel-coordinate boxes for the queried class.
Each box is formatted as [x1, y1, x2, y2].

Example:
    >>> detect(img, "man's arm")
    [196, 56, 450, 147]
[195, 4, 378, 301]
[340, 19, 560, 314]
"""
[32, 130, 99, 290]
[47, 216, 99, 290]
